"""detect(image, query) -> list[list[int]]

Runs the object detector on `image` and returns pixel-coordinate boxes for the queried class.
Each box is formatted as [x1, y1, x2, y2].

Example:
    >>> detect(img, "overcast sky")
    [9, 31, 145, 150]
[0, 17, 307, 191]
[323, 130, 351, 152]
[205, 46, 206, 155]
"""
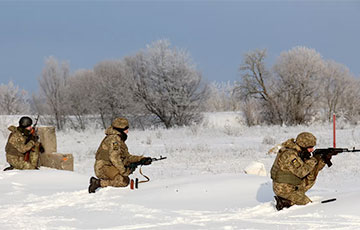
[1, 1, 359, 93]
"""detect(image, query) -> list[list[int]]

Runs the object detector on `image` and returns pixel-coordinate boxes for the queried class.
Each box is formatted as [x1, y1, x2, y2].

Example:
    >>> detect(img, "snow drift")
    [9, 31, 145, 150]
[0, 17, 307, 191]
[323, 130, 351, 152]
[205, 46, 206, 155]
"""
[1, 112, 360, 229]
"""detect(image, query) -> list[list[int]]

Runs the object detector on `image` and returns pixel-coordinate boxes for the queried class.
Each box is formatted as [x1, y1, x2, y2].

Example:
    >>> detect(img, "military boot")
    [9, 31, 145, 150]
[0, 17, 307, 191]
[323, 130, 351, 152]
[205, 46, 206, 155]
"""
[274, 196, 292, 211]
[3, 165, 14, 171]
[88, 176, 101, 193]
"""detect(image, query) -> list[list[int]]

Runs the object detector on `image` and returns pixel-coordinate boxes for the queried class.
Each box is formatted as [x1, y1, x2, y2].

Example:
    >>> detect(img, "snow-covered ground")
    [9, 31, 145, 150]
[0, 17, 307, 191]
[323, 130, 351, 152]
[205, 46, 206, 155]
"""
[1, 113, 360, 229]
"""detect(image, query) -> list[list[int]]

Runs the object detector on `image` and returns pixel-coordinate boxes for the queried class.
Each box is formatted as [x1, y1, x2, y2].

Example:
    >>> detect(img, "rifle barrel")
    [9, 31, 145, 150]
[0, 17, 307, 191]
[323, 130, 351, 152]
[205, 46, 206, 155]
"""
[151, 156, 167, 161]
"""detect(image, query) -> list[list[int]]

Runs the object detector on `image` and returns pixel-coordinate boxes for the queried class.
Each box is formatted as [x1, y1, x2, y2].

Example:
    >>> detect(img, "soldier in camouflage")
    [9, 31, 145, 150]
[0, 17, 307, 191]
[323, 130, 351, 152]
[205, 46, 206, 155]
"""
[4, 116, 41, 170]
[88, 117, 152, 193]
[270, 132, 328, 210]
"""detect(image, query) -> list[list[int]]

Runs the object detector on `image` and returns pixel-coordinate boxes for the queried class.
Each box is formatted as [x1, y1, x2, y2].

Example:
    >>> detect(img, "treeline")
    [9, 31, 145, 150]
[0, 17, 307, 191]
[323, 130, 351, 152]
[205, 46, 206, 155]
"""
[1, 40, 360, 129]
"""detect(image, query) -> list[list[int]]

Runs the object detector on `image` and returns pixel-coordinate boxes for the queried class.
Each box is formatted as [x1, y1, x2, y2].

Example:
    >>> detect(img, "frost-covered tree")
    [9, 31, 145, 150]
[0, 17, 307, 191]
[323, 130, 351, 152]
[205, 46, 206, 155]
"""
[0, 81, 29, 115]
[92, 60, 137, 128]
[125, 40, 208, 128]
[273, 46, 325, 125]
[241, 98, 262, 126]
[339, 78, 360, 123]
[37, 56, 69, 130]
[206, 81, 240, 112]
[64, 69, 96, 130]
[321, 60, 356, 121]
[234, 49, 283, 125]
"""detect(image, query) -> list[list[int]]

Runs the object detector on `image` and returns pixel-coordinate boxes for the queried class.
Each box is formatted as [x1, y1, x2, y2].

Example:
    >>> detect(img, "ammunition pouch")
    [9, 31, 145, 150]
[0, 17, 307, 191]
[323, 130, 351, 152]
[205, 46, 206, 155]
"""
[272, 170, 302, 185]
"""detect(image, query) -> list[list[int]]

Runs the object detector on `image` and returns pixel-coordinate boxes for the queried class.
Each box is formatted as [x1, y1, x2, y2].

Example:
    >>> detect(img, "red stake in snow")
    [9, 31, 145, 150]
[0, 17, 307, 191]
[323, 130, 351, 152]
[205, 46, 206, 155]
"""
[333, 113, 336, 148]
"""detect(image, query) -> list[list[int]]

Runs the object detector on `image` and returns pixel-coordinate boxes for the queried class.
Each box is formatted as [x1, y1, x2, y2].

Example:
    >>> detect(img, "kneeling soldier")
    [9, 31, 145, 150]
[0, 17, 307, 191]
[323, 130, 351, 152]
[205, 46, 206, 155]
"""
[4, 116, 41, 170]
[270, 132, 327, 210]
[88, 117, 151, 193]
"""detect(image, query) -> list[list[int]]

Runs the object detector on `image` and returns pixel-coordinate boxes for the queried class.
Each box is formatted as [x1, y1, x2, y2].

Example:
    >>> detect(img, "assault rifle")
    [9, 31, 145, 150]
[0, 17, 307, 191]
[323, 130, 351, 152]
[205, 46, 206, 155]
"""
[24, 115, 40, 161]
[127, 156, 167, 189]
[312, 147, 360, 167]
[127, 156, 167, 172]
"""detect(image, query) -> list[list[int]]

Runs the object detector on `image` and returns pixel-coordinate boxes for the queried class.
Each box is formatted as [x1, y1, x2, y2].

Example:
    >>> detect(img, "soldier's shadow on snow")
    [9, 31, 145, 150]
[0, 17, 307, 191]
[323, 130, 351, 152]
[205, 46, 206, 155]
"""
[256, 181, 274, 203]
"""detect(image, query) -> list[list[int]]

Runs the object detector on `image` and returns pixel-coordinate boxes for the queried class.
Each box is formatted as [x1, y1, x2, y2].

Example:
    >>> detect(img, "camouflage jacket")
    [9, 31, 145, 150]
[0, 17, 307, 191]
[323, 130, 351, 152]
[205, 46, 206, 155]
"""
[270, 138, 318, 185]
[5, 126, 36, 157]
[95, 126, 143, 175]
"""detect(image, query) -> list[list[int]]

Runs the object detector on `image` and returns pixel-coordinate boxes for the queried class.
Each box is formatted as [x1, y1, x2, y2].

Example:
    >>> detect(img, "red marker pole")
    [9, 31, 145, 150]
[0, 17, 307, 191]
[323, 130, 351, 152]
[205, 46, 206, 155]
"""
[333, 113, 336, 148]
[130, 179, 134, 190]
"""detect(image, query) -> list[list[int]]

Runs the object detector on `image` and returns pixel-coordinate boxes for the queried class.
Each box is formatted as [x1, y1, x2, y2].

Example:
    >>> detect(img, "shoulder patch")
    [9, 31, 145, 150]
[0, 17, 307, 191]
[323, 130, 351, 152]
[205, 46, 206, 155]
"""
[291, 158, 301, 168]
[113, 142, 119, 150]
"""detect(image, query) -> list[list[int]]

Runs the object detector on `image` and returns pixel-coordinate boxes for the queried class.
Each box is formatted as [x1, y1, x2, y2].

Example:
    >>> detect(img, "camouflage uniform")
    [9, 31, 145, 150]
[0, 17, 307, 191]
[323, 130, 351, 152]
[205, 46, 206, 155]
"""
[5, 126, 40, 170]
[271, 132, 326, 206]
[94, 118, 144, 188]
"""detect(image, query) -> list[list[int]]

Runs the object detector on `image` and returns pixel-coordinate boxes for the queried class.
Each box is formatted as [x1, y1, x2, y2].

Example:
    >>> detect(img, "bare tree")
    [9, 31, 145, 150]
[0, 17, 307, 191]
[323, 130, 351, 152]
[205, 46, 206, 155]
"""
[64, 69, 96, 130]
[206, 81, 241, 112]
[241, 98, 262, 126]
[125, 40, 208, 128]
[38, 56, 69, 130]
[336, 77, 360, 123]
[0, 81, 29, 115]
[234, 49, 283, 125]
[273, 46, 325, 125]
[92, 60, 136, 129]
[321, 60, 355, 121]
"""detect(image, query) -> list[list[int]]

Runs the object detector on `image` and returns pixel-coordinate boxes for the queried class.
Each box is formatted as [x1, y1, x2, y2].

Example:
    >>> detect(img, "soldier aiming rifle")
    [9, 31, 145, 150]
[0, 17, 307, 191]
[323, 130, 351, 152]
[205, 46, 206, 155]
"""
[270, 132, 360, 211]
[271, 132, 327, 210]
[88, 117, 165, 193]
[4, 116, 43, 171]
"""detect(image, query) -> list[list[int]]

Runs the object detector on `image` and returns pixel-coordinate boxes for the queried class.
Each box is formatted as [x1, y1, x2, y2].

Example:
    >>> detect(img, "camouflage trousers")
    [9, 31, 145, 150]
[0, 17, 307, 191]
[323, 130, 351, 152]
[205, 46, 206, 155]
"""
[6, 152, 39, 170]
[273, 160, 326, 205]
[94, 160, 130, 187]
[273, 181, 313, 205]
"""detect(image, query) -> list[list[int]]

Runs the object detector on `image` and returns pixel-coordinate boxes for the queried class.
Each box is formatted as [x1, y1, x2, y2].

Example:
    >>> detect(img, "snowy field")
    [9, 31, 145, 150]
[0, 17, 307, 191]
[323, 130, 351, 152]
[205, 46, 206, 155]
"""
[1, 113, 360, 230]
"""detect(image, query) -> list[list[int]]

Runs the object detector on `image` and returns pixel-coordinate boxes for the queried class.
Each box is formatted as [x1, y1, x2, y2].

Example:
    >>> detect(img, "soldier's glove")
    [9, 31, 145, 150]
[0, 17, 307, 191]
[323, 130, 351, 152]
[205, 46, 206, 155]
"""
[140, 157, 152, 165]
[39, 143, 45, 153]
[127, 163, 137, 172]
[321, 154, 332, 164]
[299, 151, 311, 161]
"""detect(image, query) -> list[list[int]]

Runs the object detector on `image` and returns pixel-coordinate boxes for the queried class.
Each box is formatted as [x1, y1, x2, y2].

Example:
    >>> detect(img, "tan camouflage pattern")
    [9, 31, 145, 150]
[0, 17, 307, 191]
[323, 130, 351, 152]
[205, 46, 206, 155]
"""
[95, 162, 130, 187]
[296, 132, 317, 148]
[5, 126, 40, 170]
[112, 117, 129, 129]
[94, 126, 143, 187]
[6, 153, 39, 170]
[271, 137, 325, 205]
[273, 182, 312, 205]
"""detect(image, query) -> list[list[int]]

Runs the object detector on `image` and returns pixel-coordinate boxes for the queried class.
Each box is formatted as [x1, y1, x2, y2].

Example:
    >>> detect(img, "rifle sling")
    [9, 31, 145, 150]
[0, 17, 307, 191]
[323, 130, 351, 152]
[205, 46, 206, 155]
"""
[138, 166, 150, 183]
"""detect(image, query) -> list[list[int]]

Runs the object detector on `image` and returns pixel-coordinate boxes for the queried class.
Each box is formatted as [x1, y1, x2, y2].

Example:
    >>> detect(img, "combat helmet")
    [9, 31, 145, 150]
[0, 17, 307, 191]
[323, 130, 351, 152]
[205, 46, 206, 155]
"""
[296, 132, 316, 148]
[112, 117, 129, 130]
[19, 116, 33, 128]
